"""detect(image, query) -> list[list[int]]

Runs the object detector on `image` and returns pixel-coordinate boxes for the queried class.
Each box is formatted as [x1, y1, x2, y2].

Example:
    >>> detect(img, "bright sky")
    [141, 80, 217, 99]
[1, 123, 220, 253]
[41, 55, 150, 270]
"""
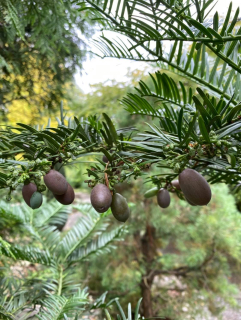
[75, 0, 240, 93]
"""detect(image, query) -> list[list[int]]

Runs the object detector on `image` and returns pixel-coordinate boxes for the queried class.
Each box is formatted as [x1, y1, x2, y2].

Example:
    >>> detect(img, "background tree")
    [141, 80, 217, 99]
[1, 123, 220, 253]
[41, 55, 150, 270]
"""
[0, 0, 94, 122]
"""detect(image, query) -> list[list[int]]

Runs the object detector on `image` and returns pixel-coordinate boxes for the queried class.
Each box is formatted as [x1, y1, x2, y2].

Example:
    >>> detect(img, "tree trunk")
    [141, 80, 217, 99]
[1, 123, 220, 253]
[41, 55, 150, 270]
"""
[140, 276, 154, 318]
[137, 224, 173, 320]
[139, 224, 156, 318]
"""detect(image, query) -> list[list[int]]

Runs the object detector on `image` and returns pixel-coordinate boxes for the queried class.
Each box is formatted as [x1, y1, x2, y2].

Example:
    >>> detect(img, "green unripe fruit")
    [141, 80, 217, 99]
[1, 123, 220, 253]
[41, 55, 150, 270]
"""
[179, 168, 211, 206]
[123, 163, 129, 170]
[44, 170, 68, 195]
[90, 184, 112, 213]
[12, 170, 19, 177]
[22, 182, 37, 207]
[111, 193, 130, 222]
[37, 185, 47, 192]
[157, 188, 170, 208]
[30, 191, 43, 209]
[54, 183, 75, 205]
[144, 186, 158, 198]
[209, 130, 216, 137]
[197, 145, 204, 156]
[188, 148, 195, 157]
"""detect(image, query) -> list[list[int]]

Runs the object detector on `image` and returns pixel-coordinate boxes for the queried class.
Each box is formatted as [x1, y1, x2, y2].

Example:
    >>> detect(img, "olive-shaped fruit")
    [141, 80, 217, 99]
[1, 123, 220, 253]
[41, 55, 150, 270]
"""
[102, 155, 109, 163]
[144, 186, 158, 198]
[54, 183, 75, 205]
[157, 188, 170, 208]
[90, 184, 112, 213]
[179, 168, 211, 206]
[22, 182, 37, 207]
[186, 197, 197, 206]
[111, 193, 130, 222]
[44, 170, 68, 195]
[171, 180, 181, 190]
[102, 150, 113, 163]
[30, 191, 43, 209]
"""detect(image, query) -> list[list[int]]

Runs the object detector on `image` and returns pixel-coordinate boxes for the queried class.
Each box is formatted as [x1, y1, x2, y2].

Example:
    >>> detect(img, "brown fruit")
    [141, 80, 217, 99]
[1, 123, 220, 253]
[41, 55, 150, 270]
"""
[44, 169, 68, 195]
[111, 193, 130, 222]
[22, 183, 37, 207]
[185, 197, 197, 206]
[179, 168, 211, 206]
[102, 150, 113, 163]
[157, 188, 170, 208]
[90, 184, 112, 213]
[171, 180, 181, 190]
[54, 183, 75, 205]
[102, 155, 109, 163]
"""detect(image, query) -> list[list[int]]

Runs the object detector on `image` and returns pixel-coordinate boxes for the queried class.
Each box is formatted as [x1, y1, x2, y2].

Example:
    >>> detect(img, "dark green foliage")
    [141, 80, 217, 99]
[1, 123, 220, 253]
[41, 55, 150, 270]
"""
[80, 0, 241, 103]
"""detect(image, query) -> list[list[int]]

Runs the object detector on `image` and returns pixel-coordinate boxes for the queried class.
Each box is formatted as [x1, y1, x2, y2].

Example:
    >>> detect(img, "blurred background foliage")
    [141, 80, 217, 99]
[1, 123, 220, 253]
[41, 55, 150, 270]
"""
[0, 0, 95, 124]
[81, 182, 241, 319]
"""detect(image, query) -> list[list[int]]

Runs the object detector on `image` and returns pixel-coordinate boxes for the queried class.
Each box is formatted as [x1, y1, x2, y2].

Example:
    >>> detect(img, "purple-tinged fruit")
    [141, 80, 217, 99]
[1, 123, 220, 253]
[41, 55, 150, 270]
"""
[22, 183, 37, 207]
[157, 188, 170, 208]
[171, 180, 181, 190]
[54, 183, 75, 205]
[44, 170, 68, 195]
[179, 169, 211, 206]
[90, 184, 112, 213]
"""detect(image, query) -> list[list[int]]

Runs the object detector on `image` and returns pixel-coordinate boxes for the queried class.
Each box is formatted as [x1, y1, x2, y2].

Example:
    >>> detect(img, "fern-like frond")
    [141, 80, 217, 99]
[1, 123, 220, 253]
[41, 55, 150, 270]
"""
[0, 237, 15, 260]
[57, 210, 102, 262]
[67, 226, 126, 263]
[4, 0, 25, 41]
[158, 41, 241, 105]
[1, 244, 56, 267]
[37, 225, 62, 252]
[33, 200, 71, 229]
[36, 291, 88, 320]
[0, 201, 30, 226]
[79, 0, 241, 104]
[0, 290, 29, 318]
[0, 306, 14, 320]
[91, 295, 144, 320]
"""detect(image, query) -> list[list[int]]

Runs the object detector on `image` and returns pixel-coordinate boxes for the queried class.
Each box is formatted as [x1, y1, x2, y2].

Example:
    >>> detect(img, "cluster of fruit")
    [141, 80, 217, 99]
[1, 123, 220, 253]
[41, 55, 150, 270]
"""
[153, 168, 212, 208]
[90, 184, 130, 222]
[22, 170, 75, 209]
[21, 161, 211, 221]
